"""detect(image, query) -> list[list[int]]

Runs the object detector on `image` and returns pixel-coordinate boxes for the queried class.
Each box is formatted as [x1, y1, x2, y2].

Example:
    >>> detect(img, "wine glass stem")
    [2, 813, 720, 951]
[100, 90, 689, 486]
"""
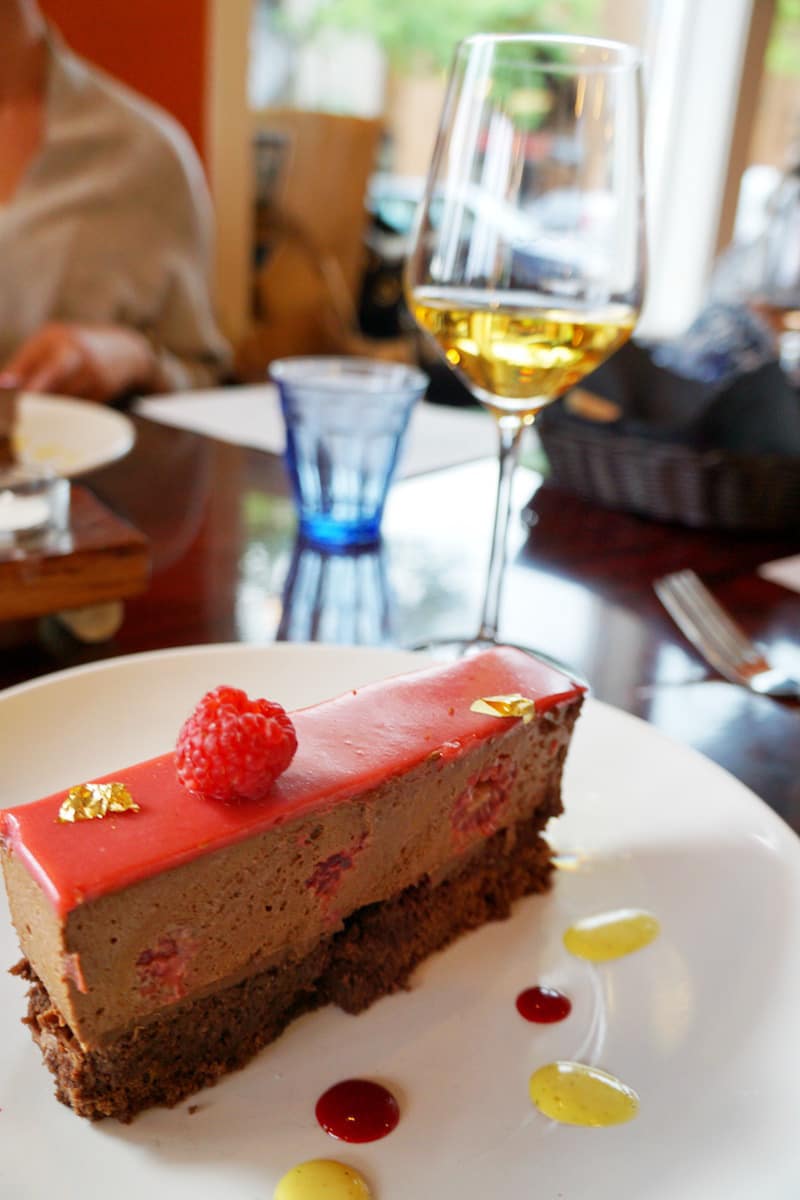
[477, 416, 525, 644]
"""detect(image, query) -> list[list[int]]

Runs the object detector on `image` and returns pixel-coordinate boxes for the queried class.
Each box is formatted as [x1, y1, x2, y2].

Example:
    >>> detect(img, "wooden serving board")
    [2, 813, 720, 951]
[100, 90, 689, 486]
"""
[0, 485, 150, 622]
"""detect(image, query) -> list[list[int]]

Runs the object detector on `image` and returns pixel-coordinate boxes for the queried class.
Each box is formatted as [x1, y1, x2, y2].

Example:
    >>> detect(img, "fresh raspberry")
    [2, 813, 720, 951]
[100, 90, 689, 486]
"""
[175, 685, 297, 804]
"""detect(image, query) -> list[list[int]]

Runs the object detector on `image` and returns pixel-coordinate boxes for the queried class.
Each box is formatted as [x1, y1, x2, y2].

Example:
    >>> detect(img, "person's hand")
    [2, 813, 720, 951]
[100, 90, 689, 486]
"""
[0, 322, 161, 402]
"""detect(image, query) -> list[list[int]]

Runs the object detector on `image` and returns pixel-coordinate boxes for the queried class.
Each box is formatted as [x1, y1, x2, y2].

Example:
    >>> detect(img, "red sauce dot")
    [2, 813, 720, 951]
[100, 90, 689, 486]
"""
[516, 985, 572, 1023]
[315, 1078, 400, 1143]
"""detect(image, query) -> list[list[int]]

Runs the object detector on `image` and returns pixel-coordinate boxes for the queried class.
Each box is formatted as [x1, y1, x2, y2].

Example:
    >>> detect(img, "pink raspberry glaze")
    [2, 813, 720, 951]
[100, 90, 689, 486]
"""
[0, 648, 584, 916]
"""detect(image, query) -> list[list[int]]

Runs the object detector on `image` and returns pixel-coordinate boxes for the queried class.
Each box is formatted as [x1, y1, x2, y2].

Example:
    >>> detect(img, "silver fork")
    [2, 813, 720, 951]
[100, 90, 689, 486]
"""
[654, 569, 800, 699]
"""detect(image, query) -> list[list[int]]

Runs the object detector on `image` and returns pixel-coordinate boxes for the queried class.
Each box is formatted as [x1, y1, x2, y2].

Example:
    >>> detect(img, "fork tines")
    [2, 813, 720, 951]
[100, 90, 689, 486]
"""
[654, 569, 768, 683]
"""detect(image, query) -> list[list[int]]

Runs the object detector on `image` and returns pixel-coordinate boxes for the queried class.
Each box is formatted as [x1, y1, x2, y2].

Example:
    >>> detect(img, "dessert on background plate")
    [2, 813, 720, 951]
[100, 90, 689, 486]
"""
[0, 646, 584, 1121]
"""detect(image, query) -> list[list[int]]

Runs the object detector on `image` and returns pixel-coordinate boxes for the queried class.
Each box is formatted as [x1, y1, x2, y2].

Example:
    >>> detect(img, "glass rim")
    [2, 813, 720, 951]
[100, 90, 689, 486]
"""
[455, 32, 641, 74]
[269, 356, 429, 392]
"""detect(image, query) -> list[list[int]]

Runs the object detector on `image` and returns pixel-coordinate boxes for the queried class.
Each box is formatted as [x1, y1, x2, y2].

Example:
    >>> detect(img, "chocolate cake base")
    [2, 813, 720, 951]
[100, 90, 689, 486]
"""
[16, 807, 559, 1122]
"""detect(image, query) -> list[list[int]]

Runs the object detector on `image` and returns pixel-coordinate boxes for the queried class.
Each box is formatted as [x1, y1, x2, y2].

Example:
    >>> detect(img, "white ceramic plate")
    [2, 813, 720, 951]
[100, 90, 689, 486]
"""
[1, 644, 799, 1200]
[14, 393, 135, 477]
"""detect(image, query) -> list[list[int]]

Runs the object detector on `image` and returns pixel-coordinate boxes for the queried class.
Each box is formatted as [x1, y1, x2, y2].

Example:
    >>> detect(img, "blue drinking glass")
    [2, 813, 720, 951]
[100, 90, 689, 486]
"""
[270, 357, 428, 549]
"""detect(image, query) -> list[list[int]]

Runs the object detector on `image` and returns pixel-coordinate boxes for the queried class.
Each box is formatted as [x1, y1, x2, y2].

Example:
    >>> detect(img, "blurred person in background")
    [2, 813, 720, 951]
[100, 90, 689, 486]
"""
[0, 0, 230, 402]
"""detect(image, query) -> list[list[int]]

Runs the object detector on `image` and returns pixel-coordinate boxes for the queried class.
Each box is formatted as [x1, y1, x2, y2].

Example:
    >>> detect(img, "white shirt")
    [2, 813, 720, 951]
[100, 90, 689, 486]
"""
[0, 35, 230, 390]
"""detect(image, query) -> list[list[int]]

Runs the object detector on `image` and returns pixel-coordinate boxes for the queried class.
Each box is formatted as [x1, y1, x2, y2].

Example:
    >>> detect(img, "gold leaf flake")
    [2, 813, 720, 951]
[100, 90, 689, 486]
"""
[470, 693, 537, 723]
[58, 782, 140, 823]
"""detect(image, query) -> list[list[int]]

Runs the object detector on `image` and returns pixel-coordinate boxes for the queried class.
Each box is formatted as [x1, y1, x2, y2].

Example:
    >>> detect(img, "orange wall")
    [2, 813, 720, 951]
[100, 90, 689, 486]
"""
[41, 0, 208, 159]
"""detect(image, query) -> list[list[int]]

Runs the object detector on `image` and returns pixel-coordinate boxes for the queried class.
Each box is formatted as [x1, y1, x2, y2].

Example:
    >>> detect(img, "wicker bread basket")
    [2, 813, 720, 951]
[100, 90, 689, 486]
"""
[537, 418, 800, 531]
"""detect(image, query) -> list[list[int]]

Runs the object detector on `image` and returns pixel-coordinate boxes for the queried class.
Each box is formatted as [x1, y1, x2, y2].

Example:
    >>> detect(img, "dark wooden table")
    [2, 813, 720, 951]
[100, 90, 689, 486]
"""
[2, 411, 799, 830]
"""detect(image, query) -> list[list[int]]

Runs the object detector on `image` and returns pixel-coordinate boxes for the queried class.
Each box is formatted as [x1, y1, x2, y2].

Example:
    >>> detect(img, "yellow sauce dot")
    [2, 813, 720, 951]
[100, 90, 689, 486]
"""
[274, 1159, 371, 1200]
[563, 908, 659, 962]
[529, 1061, 640, 1126]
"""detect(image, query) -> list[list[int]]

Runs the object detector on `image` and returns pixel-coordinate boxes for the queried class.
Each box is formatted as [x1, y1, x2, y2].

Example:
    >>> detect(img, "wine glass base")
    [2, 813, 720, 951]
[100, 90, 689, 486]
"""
[406, 634, 588, 686]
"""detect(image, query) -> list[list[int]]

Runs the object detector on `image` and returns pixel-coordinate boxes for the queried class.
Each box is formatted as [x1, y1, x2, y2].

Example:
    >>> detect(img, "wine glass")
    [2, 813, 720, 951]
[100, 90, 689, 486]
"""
[405, 33, 645, 657]
[750, 164, 800, 384]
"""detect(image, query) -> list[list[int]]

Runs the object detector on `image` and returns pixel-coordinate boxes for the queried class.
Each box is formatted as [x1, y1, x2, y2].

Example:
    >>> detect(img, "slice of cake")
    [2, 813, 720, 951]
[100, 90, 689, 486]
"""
[0, 646, 584, 1121]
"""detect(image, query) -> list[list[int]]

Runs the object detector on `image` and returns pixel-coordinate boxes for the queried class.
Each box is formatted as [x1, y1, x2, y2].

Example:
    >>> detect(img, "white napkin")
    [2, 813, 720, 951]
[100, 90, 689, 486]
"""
[758, 555, 800, 595]
[135, 384, 495, 478]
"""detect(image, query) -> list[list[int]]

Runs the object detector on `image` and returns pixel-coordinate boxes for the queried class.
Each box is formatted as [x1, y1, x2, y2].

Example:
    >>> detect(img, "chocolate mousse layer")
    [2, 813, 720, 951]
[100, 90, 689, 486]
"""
[18, 810, 557, 1121]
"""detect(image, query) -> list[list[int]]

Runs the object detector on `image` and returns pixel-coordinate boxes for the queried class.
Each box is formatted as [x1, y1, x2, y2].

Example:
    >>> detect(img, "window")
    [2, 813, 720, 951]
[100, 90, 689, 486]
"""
[246, 0, 785, 339]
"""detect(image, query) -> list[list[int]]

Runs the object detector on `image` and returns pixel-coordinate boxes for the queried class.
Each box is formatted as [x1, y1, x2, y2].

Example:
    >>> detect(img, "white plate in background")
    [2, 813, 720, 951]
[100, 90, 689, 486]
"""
[15, 393, 135, 477]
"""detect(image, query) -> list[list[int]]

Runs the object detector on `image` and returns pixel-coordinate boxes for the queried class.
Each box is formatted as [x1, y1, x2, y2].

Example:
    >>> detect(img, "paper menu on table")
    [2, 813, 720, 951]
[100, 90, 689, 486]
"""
[758, 555, 800, 595]
[134, 385, 496, 478]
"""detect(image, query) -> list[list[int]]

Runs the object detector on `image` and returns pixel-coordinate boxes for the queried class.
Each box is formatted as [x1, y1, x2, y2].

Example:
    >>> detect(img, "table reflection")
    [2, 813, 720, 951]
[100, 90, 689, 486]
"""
[277, 538, 392, 645]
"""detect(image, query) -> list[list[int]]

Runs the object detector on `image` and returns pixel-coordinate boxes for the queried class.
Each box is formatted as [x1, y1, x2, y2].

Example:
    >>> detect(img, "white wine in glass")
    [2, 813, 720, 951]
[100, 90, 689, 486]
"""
[406, 34, 645, 657]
